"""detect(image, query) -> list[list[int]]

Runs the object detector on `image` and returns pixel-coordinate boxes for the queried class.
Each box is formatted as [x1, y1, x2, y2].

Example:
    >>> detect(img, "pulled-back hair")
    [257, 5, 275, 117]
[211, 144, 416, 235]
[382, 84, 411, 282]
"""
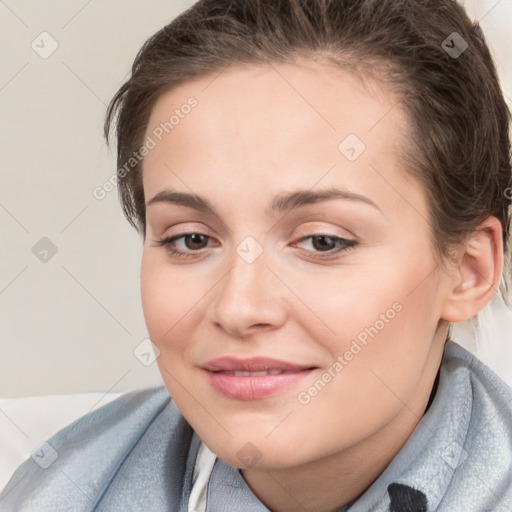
[104, 0, 511, 287]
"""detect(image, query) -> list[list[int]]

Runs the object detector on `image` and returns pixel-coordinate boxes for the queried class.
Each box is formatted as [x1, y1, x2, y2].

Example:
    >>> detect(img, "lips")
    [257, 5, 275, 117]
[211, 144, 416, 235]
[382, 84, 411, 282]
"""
[203, 356, 314, 372]
[216, 369, 295, 376]
[202, 356, 316, 400]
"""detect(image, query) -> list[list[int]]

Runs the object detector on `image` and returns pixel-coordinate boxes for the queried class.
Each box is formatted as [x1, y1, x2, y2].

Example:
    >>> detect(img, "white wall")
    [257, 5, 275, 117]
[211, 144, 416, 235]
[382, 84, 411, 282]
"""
[1, 0, 511, 397]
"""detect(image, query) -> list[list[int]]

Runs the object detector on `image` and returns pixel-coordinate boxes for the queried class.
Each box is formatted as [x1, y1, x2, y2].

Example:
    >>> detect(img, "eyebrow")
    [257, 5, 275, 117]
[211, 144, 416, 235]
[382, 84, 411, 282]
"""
[146, 188, 382, 215]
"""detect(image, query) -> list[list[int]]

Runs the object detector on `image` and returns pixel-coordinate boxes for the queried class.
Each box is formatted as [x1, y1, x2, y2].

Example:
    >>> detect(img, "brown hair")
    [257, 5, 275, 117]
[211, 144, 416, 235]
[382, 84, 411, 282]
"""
[104, 0, 512, 289]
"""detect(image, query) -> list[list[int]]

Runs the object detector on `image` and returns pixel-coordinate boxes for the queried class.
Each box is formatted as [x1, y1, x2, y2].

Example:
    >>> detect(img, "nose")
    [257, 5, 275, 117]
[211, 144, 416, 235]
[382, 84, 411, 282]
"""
[210, 245, 287, 338]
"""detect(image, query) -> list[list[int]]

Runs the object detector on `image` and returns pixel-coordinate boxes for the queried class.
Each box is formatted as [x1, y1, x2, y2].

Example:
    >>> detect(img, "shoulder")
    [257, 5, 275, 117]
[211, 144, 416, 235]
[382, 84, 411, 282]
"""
[442, 340, 512, 437]
[356, 341, 512, 510]
[0, 386, 175, 511]
[440, 340, 512, 509]
[444, 340, 512, 415]
[43, 385, 173, 455]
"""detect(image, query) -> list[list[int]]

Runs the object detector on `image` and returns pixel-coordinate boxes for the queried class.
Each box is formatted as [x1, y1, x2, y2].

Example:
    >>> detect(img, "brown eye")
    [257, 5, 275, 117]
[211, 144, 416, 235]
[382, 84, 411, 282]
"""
[310, 235, 337, 252]
[293, 235, 357, 259]
[182, 233, 209, 250]
[155, 232, 213, 259]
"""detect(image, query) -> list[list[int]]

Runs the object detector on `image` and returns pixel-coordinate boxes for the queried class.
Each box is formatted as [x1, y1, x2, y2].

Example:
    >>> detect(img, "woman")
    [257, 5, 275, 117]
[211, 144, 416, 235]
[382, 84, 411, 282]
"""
[2, 0, 511, 510]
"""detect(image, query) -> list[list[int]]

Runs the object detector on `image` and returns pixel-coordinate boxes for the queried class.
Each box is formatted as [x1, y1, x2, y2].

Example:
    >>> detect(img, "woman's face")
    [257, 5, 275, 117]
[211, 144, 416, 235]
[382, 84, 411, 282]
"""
[140, 60, 453, 469]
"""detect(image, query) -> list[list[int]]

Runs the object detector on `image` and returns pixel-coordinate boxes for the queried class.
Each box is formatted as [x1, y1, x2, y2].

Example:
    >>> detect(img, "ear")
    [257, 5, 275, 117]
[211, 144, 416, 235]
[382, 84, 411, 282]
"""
[440, 216, 504, 323]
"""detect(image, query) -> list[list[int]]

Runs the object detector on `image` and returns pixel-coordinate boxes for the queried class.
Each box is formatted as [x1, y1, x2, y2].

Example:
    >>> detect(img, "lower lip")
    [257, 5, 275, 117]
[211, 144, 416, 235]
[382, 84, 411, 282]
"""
[204, 369, 315, 400]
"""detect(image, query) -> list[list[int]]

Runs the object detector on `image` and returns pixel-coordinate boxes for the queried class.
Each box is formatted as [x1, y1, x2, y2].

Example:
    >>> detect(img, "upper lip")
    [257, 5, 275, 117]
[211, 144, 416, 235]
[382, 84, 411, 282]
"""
[203, 356, 315, 372]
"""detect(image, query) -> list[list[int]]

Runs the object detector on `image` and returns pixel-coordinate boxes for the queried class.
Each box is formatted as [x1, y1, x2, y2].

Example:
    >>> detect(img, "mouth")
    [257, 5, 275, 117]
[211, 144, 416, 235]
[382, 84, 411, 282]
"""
[213, 369, 302, 376]
[202, 356, 317, 400]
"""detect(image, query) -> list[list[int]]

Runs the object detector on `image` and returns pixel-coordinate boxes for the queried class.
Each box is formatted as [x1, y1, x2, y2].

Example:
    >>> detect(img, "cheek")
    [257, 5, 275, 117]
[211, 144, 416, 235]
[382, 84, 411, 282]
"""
[140, 253, 201, 353]
[140, 254, 204, 411]
[294, 249, 440, 388]
[140, 257, 170, 342]
[284, 258, 411, 352]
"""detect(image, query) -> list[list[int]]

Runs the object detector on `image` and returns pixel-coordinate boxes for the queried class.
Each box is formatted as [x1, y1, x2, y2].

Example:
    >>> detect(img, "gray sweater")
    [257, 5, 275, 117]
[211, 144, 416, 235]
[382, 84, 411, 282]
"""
[1, 340, 511, 511]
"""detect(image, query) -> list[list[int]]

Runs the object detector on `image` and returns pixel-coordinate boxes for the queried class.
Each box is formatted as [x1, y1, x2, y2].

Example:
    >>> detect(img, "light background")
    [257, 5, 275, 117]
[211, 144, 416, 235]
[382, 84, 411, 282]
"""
[1, 0, 511, 397]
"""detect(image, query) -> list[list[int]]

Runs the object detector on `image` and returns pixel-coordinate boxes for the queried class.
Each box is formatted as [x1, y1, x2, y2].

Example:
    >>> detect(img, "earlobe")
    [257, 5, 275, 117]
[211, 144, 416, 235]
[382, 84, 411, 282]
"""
[441, 217, 504, 323]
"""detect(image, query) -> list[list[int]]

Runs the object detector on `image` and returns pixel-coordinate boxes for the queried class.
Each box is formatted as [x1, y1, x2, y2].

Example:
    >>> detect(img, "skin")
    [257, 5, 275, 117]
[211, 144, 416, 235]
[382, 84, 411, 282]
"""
[139, 59, 503, 511]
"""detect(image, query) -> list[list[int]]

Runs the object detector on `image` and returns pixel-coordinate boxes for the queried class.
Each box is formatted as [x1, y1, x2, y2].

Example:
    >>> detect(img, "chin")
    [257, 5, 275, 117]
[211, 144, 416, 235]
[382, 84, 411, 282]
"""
[200, 433, 313, 471]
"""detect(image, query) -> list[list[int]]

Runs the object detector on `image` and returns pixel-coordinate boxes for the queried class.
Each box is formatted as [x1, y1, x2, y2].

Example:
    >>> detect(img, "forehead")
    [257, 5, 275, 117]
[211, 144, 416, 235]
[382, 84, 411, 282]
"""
[146, 59, 406, 153]
[142, 60, 424, 221]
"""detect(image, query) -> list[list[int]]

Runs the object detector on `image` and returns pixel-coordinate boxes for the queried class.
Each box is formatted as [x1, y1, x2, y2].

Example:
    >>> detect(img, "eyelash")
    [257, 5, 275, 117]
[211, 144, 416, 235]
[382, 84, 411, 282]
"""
[154, 232, 358, 260]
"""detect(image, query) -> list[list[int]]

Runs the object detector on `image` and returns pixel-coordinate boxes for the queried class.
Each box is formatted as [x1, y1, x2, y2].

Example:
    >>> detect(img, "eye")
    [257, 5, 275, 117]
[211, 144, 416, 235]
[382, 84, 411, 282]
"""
[293, 235, 357, 258]
[155, 233, 213, 259]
